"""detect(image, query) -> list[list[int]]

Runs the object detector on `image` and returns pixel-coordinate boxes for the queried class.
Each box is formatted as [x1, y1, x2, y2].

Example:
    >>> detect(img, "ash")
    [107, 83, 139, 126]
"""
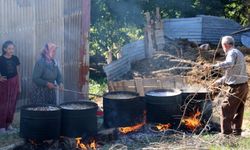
[105, 123, 221, 150]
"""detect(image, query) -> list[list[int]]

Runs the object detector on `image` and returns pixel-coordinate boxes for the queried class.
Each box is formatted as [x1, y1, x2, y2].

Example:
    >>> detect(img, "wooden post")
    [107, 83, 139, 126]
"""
[144, 12, 155, 58]
[155, 7, 162, 29]
[79, 0, 91, 99]
[107, 50, 113, 64]
[134, 78, 144, 96]
[108, 81, 115, 92]
[154, 7, 165, 51]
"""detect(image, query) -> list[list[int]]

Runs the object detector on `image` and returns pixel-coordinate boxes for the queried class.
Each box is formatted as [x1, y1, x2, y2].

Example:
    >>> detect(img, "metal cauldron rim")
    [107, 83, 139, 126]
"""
[21, 104, 61, 112]
[103, 91, 139, 100]
[60, 100, 98, 111]
[145, 89, 182, 97]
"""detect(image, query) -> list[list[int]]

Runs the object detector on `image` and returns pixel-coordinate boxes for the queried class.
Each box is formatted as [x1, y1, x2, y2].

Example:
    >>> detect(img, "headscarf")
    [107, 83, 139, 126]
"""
[41, 42, 57, 62]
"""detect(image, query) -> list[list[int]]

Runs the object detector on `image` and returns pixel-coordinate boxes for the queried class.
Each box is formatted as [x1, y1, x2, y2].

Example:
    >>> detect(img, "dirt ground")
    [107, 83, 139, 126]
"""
[119, 39, 199, 81]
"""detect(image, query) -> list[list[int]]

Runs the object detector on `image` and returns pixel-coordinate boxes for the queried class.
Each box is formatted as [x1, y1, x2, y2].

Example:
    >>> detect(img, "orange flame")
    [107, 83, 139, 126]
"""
[155, 123, 171, 131]
[119, 122, 145, 134]
[119, 111, 146, 134]
[182, 109, 201, 130]
[75, 137, 96, 150]
[90, 140, 96, 150]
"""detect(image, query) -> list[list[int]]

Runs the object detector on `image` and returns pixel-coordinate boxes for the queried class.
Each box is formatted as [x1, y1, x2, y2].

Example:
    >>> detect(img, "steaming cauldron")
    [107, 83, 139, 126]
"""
[145, 89, 182, 127]
[60, 101, 98, 138]
[20, 105, 61, 140]
[103, 91, 145, 128]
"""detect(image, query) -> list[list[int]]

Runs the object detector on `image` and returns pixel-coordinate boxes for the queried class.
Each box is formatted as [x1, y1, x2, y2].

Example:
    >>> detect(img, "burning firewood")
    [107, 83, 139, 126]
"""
[155, 123, 171, 131]
[181, 109, 202, 131]
[75, 137, 96, 150]
[118, 122, 145, 134]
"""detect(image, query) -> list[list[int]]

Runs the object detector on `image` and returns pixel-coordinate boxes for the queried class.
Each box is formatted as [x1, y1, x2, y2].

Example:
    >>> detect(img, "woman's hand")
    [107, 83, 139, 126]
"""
[59, 83, 64, 91]
[0, 76, 7, 82]
[47, 82, 56, 89]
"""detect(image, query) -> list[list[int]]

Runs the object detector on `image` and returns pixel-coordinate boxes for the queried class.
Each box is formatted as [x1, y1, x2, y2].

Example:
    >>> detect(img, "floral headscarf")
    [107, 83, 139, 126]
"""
[41, 42, 57, 62]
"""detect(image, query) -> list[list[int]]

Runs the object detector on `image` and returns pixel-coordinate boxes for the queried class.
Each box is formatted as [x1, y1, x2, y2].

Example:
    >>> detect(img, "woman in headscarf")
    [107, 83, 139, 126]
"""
[0, 41, 21, 134]
[31, 43, 63, 105]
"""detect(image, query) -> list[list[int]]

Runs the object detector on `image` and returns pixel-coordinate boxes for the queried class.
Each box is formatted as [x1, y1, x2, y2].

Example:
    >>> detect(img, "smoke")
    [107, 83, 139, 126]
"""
[16, 0, 32, 7]
[105, 0, 145, 26]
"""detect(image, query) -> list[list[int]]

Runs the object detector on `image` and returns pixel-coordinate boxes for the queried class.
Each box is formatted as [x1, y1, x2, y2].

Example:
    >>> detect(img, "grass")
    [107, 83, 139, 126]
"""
[208, 107, 250, 150]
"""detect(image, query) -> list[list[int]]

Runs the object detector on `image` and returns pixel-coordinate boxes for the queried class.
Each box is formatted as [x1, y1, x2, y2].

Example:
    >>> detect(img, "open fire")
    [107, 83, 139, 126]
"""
[118, 111, 146, 134]
[75, 137, 96, 150]
[118, 122, 145, 134]
[182, 109, 201, 131]
[155, 123, 171, 131]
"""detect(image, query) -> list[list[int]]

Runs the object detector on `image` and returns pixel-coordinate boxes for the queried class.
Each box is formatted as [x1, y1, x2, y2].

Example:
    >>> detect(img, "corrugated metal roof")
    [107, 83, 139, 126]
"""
[163, 15, 242, 45]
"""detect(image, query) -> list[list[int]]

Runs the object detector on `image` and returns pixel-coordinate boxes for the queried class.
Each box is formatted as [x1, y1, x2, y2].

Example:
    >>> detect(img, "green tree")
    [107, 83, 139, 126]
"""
[90, 0, 143, 61]
[223, 0, 250, 26]
[90, 0, 248, 63]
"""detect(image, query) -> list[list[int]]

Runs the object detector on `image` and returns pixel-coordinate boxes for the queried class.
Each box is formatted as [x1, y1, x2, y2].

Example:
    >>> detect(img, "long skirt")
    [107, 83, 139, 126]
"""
[0, 75, 19, 128]
[30, 85, 56, 105]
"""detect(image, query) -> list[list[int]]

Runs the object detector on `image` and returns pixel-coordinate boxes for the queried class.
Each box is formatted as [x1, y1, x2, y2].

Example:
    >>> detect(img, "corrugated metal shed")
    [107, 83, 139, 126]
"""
[0, 0, 88, 107]
[163, 15, 242, 44]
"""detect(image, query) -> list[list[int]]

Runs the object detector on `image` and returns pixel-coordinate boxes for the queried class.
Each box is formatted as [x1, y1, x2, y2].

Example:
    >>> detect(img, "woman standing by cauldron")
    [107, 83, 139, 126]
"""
[0, 41, 21, 134]
[31, 43, 63, 105]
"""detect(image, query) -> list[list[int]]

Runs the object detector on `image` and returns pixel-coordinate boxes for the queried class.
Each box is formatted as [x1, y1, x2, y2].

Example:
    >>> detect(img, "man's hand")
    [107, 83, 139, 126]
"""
[210, 82, 218, 90]
[47, 82, 56, 89]
[203, 64, 212, 71]
[0, 76, 7, 82]
[209, 82, 220, 100]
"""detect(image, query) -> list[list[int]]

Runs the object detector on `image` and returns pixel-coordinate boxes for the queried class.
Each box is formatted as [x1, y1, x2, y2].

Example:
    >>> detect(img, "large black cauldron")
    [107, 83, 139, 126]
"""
[181, 88, 212, 122]
[103, 91, 145, 128]
[20, 105, 61, 140]
[60, 101, 98, 138]
[145, 89, 182, 127]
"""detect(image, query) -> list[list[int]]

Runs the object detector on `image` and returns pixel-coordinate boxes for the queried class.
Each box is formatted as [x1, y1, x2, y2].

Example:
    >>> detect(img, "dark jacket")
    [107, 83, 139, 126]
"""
[32, 57, 62, 87]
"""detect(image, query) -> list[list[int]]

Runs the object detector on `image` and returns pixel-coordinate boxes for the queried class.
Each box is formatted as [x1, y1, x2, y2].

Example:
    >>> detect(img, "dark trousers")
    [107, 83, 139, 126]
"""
[221, 82, 248, 135]
[0, 75, 19, 128]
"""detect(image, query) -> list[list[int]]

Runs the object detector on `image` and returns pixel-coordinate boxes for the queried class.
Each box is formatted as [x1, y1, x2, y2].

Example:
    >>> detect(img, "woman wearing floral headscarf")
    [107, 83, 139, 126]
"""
[31, 43, 63, 105]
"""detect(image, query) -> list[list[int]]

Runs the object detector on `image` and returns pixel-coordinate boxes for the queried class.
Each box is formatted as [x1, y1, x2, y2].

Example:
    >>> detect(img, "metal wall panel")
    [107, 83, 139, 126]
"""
[163, 15, 242, 44]
[63, 0, 82, 101]
[0, 0, 85, 107]
[0, 0, 35, 107]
